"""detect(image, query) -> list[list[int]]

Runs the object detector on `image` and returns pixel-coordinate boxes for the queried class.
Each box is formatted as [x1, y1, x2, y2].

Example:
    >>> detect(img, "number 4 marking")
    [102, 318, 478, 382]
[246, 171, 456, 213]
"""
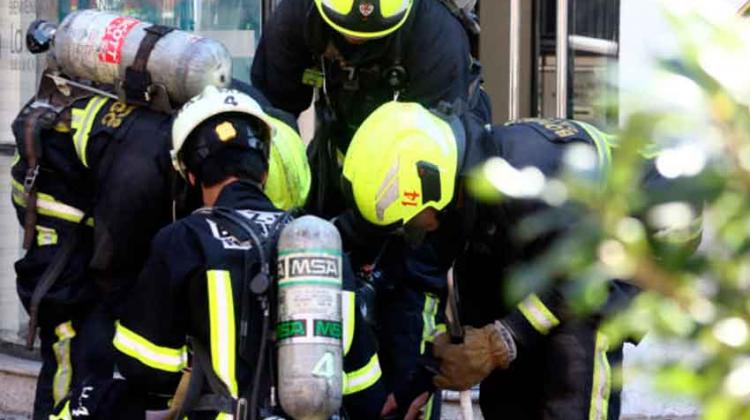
[312, 352, 336, 379]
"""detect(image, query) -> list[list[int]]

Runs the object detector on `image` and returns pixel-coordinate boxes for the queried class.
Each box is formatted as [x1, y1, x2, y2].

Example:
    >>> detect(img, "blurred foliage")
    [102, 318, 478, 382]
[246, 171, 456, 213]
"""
[471, 1, 750, 418]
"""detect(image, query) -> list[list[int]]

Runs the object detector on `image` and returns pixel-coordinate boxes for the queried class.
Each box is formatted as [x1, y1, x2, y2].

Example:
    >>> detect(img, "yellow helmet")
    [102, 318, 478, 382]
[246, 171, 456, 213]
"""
[315, 0, 413, 40]
[265, 116, 312, 211]
[342, 101, 459, 227]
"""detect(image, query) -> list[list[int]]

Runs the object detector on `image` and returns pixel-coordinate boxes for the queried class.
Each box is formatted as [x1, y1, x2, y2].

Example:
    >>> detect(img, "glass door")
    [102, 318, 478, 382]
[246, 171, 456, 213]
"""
[58, 0, 264, 81]
[536, 0, 620, 128]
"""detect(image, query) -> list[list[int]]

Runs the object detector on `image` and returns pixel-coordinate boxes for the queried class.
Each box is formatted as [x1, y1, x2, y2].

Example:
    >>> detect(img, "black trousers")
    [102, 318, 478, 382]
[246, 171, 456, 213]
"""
[34, 303, 116, 420]
[479, 319, 623, 420]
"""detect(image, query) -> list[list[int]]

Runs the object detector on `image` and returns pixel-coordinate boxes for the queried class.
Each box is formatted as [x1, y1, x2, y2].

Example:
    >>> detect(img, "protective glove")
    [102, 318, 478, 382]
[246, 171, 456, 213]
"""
[432, 321, 517, 390]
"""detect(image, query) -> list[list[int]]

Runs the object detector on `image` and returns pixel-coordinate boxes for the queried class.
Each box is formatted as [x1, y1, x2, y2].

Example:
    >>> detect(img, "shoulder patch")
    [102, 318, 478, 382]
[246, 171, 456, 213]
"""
[205, 210, 285, 250]
[100, 101, 138, 129]
[507, 118, 583, 142]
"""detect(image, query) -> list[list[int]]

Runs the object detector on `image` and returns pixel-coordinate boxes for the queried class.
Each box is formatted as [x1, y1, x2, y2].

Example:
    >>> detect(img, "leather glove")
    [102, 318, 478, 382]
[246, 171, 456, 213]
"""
[433, 321, 517, 390]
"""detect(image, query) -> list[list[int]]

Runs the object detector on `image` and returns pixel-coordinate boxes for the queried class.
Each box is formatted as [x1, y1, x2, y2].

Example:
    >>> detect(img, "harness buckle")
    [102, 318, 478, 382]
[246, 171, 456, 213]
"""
[23, 165, 40, 194]
[236, 397, 248, 420]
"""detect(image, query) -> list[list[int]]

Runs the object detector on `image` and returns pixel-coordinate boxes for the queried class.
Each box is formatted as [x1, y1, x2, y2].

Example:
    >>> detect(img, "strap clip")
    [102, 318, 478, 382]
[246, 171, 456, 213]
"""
[23, 165, 40, 194]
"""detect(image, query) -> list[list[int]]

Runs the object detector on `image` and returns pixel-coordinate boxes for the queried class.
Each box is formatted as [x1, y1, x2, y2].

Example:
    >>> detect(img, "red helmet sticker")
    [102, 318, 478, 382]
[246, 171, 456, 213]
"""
[359, 2, 374, 19]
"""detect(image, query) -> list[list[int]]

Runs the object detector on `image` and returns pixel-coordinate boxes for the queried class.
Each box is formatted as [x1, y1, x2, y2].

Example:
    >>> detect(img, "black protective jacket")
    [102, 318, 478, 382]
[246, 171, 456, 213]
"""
[114, 181, 386, 419]
[442, 118, 643, 346]
[11, 96, 174, 317]
[252, 0, 478, 128]
[437, 117, 700, 420]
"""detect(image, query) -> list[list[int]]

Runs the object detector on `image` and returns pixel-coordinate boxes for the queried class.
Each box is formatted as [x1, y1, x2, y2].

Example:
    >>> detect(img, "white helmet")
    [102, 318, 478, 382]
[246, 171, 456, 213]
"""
[171, 85, 276, 179]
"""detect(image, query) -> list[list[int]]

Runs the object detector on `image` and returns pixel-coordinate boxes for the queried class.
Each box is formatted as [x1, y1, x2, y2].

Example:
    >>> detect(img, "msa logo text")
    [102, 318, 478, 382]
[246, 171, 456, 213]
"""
[279, 256, 339, 279]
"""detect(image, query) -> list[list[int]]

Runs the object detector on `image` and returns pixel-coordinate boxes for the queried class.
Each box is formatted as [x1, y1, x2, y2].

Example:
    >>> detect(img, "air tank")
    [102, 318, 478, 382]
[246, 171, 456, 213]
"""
[51, 10, 231, 104]
[276, 216, 343, 420]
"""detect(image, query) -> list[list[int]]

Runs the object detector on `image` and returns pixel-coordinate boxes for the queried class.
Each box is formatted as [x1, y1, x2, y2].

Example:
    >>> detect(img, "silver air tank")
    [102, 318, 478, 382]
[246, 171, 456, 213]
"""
[51, 10, 231, 104]
[276, 216, 343, 420]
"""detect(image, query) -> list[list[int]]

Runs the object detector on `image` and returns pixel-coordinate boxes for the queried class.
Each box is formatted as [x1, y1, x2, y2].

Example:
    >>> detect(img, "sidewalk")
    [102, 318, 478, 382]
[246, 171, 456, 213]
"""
[0, 350, 698, 419]
[0, 352, 39, 417]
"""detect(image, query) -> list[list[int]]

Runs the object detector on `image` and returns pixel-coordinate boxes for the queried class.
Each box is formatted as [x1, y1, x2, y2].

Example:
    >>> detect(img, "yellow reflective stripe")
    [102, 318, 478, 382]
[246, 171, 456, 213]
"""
[207, 270, 238, 397]
[53, 120, 71, 133]
[342, 291, 355, 356]
[49, 400, 71, 420]
[576, 120, 613, 179]
[70, 96, 108, 168]
[588, 332, 611, 420]
[52, 321, 76, 405]
[36, 225, 59, 246]
[423, 394, 435, 420]
[342, 353, 382, 395]
[517, 294, 560, 335]
[215, 414, 233, 420]
[420, 294, 439, 354]
[11, 180, 94, 227]
[113, 321, 188, 372]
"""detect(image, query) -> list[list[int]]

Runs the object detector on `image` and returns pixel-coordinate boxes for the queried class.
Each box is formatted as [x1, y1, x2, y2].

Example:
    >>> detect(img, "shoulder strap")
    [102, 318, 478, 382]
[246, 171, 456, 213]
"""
[207, 207, 289, 274]
[203, 207, 289, 355]
[123, 24, 174, 105]
[180, 208, 290, 418]
[19, 105, 58, 249]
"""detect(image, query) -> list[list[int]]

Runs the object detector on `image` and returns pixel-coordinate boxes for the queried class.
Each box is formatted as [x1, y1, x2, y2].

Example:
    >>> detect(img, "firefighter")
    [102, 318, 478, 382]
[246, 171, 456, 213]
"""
[340, 102, 700, 420]
[11, 94, 175, 420]
[252, 2, 488, 415]
[107, 87, 386, 419]
[252, 0, 488, 218]
[13, 79, 311, 419]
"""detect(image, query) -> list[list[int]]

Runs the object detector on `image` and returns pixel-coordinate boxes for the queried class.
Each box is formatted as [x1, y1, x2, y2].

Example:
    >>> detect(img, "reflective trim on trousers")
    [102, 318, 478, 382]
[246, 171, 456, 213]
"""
[52, 321, 76, 406]
[423, 393, 435, 419]
[420, 293, 439, 354]
[48, 400, 71, 420]
[588, 332, 611, 420]
[36, 225, 58, 246]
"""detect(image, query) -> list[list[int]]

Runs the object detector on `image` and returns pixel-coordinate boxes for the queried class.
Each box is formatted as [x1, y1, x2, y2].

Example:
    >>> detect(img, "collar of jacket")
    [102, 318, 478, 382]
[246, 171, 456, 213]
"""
[213, 180, 279, 212]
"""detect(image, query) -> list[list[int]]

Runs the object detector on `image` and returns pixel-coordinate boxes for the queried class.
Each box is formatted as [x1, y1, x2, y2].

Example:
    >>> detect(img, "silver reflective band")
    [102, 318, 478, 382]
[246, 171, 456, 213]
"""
[517, 294, 560, 335]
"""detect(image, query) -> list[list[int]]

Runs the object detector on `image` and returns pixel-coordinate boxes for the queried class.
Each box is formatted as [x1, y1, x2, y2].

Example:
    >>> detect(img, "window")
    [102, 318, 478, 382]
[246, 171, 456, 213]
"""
[0, 0, 265, 346]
